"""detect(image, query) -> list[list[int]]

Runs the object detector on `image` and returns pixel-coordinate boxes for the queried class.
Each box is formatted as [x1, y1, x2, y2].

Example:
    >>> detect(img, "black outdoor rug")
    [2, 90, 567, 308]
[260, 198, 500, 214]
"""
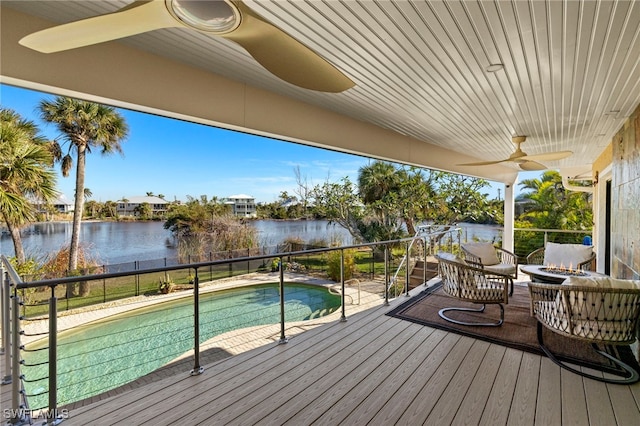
[387, 282, 640, 376]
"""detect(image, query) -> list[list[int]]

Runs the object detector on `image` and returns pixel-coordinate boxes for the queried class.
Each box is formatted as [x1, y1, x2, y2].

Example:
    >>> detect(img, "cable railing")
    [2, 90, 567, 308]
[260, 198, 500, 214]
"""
[0, 237, 427, 424]
[387, 225, 462, 298]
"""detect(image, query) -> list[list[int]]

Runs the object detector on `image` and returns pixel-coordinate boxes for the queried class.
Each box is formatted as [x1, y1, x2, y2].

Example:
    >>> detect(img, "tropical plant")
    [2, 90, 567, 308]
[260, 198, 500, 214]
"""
[134, 202, 153, 219]
[0, 108, 58, 265]
[39, 96, 128, 278]
[312, 177, 367, 239]
[40, 245, 103, 297]
[84, 200, 103, 218]
[102, 200, 118, 218]
[164, 195, 257, 262]
[517, 170, 592, 232]
[326, 249, 357, 281]
[312, 163, 494, 245]
[158, 275, 175, 294]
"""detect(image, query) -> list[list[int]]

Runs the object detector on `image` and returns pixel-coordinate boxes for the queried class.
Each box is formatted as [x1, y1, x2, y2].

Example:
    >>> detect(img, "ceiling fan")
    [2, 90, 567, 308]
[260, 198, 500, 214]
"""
[19, 0, 354, 93]
[458, 136, 572, 171]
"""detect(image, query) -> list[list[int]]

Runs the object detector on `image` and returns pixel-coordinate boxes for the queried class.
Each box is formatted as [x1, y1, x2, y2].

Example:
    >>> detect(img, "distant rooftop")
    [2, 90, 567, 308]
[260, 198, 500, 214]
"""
[121, 196, 167, 204]
[227, 194, 254, 199]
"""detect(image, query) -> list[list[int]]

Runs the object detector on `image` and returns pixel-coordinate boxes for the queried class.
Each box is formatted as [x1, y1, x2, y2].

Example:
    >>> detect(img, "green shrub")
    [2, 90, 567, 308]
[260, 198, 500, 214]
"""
[326, 249, 356, 281]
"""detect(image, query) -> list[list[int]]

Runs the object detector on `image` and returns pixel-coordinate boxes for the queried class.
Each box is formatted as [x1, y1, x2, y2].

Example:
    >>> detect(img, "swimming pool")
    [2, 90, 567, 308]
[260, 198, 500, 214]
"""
[22, 283, 341, 409]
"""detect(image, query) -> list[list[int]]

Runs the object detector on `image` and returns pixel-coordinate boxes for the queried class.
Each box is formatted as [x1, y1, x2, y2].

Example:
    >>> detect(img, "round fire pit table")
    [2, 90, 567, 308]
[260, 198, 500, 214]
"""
[520, 265, 606, 284]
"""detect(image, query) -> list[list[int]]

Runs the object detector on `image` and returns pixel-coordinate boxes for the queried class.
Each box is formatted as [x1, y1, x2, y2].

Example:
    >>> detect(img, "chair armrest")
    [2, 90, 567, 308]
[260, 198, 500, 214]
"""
[578, 252, 596, 271]
[526, 247, 545, 264]
[527, 281, 563, 317]
[496, 247, 517, 266]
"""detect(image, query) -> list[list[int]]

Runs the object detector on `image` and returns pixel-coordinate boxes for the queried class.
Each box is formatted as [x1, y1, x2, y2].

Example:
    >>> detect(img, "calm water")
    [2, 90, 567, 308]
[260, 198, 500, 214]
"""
[0, 220, 499, 265]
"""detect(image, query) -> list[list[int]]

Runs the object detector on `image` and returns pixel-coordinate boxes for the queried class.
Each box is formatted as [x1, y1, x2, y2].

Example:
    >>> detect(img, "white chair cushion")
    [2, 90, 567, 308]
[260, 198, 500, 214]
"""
[543, 242, 592, 269]
[462, 242, 499, 266]
[484, 263, 516, 276]
[564, 276, 640, 289]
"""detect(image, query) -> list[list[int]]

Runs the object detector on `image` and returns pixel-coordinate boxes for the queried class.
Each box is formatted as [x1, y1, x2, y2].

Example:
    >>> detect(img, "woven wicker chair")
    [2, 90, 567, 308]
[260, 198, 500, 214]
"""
[526, 244, 596, 271]
[528, 277, 640, 384]
[461, 242, 517, 295]
[436, 252, 510, 327]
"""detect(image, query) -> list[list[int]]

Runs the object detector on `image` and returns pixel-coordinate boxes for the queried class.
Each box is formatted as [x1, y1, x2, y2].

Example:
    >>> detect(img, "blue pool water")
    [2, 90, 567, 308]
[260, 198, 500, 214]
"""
[22, 283, 340, 409]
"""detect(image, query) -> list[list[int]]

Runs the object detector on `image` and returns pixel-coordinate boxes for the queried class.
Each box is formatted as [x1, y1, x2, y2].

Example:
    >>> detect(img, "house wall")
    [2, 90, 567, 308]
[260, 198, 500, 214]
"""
[611, 103, 640, 280]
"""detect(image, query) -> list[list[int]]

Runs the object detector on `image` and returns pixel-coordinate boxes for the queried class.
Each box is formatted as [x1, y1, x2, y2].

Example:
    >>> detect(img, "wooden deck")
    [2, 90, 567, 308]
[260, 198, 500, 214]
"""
[3, 282, 640, 425]
[52, 292, 640, 425]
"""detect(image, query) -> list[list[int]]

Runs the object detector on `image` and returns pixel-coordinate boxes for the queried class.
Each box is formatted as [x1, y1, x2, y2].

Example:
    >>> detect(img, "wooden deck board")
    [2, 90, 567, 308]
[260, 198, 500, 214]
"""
[273, 324, 431, 425]
[393, 335, 476, 425]
[452, 343, 507, 425]
[535, 357, 562, 425]
[312, 328, 449, 425]
[274, 324, 431, 425]
[349, 331, 461, 425]
[507, 351, 540, 426]
[423, 340, 492, 425]
[607, 381, 640, 426]
[560, 367, 588, 425]
[582, 367, 617, 426]
[204, 318, 413, 425]
[4, 291, 637, 426]
[479, 348, 522, 426]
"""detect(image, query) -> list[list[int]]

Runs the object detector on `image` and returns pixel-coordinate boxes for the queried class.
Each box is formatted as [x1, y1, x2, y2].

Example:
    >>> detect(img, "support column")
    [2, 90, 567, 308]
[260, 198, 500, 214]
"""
[503, 177, 518, 253]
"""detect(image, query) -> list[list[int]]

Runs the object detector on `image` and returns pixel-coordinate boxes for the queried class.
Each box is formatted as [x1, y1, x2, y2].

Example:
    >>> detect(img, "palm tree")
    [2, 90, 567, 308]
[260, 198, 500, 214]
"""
[39, 97, 128, 275]
[0, 108, 58, 265]
[517, 170, 592, 232]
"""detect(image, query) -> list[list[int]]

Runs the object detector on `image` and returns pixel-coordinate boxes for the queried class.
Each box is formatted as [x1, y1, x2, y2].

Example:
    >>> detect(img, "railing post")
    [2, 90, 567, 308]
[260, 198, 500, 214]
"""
[48, 287, 62, 424]
[278, 257, 288, 344]
[405, 242, 410, 297]
[0, 264, 4, 355]
[11, 294, 29, 425]
[384, 246, 389, 306]
[2, 268, 11, 383]
[191, 269, 204, 376]
[423, 237, 427, 286]
[135, 258, 138, 296]
[370, 247, 374, 278]
[544, 231, 548, 247]
[340, 249, 347, 322]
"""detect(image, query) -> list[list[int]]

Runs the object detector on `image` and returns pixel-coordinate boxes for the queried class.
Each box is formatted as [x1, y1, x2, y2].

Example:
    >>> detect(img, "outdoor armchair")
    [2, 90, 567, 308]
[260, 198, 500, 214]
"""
[526, 242, 595, 271]
[436, 252, 510, 327]
[461, 242, 517, 295]
[528, 276, 640, 384]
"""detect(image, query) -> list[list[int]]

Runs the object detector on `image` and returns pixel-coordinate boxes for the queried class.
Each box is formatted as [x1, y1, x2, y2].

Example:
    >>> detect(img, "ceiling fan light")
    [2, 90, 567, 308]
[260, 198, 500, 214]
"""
[486, 63, 504, 72]
[167, 0, 240, 33]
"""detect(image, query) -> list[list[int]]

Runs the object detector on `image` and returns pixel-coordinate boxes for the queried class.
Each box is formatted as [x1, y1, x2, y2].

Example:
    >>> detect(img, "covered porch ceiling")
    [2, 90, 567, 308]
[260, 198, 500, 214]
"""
[2, 1, 640, 185]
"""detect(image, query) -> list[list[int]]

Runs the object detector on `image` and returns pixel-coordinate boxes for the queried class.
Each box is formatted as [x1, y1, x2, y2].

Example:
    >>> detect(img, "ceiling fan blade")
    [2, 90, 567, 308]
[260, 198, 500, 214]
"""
[223, 2, 354, 92]
[519, 150, 573, 162]
[519, 161, 547, 171]
[457, 159, 508, 167]
[19, 1, 177, 53]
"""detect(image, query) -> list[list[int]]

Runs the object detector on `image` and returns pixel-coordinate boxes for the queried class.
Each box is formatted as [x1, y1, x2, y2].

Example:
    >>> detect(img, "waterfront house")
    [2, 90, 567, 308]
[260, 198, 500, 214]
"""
[116, 196, 168, 217]
[30, 193, 73, 215]
[223, 194, 257, 218]
[2, 1, 640, 422]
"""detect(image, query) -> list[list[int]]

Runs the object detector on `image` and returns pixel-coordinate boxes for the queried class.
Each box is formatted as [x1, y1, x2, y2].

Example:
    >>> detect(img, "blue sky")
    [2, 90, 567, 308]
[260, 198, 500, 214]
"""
[1, 83, 530, 203]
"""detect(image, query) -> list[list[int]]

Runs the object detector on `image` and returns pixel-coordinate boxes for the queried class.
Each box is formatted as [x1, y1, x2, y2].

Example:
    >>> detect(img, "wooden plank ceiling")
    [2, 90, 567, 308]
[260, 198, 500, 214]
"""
[4, 0, 640, 174]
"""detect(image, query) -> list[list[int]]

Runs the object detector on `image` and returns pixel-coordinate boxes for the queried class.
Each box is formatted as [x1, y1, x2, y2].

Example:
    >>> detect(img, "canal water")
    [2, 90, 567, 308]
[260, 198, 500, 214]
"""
[0, 220, 500, 266]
